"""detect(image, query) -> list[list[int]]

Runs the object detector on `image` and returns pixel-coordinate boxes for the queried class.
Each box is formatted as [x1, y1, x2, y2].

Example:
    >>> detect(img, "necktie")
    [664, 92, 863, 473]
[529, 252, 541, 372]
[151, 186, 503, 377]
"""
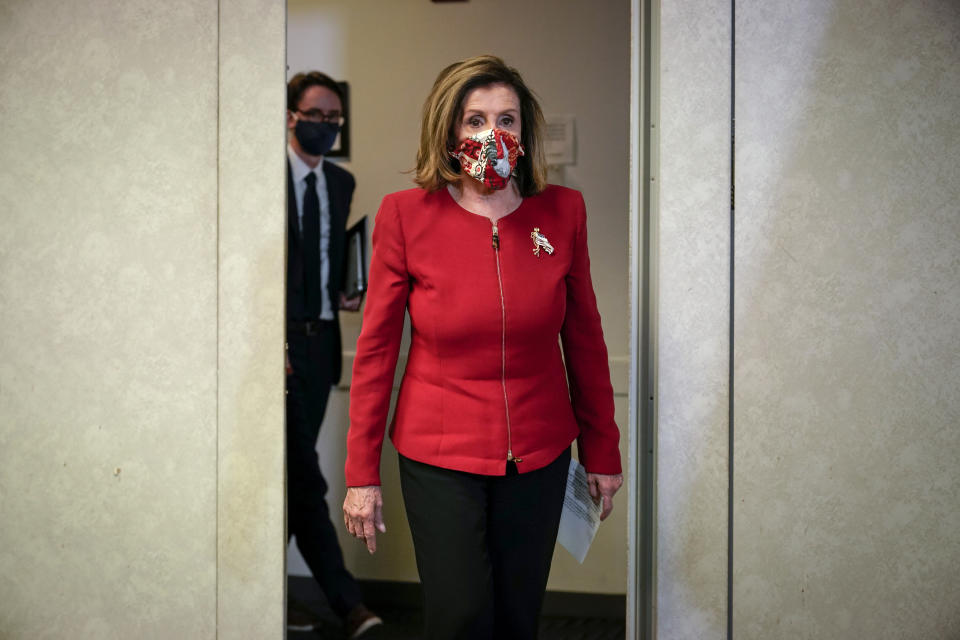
[302, 172, 322, 318]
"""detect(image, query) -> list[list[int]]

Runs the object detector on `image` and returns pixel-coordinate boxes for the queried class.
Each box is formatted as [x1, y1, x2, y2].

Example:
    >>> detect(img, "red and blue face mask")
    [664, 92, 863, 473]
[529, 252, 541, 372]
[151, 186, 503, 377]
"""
[450, 128, 525, 191]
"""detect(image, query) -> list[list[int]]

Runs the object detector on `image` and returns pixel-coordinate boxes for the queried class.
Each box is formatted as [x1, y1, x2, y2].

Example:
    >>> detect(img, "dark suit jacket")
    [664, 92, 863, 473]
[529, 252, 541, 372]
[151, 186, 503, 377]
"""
[287, 158, 356, 384]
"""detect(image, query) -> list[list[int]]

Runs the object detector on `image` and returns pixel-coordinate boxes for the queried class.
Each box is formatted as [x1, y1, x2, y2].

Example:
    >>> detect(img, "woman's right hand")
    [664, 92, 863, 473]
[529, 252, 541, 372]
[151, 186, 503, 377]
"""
[343, 486, 386, 554]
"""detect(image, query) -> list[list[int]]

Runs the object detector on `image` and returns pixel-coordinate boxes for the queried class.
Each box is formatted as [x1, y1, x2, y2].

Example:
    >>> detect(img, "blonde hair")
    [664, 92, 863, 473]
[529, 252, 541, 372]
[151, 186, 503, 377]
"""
[414, 55, 547, 197]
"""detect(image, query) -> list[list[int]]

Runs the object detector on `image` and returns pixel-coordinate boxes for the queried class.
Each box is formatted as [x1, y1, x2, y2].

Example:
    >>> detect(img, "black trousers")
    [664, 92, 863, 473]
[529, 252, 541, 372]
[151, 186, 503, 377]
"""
[286, 323, 361, 618]
[399, 448, 571, 640]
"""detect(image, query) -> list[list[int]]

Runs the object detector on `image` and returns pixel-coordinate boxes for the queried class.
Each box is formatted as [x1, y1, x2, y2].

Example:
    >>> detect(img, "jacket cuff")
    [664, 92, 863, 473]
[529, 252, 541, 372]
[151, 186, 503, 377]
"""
[576, 434, 622, 475]
[344, 451, 382, 487]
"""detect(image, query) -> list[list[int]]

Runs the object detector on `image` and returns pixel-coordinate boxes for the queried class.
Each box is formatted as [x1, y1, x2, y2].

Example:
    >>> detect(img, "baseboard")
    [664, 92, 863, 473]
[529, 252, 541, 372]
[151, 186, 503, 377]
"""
[350, 578, 625, 620]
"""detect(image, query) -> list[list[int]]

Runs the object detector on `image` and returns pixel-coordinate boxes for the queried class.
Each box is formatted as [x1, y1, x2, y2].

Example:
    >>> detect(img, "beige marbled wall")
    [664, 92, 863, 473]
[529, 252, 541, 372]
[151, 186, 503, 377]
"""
[656, 0, 731, 637]
[0, 1, 219, 637]
[733, 1, 960, 638]
[217, 0, 287, 637]
[0, 0, 286, 637]
[287, 0, 631, 594]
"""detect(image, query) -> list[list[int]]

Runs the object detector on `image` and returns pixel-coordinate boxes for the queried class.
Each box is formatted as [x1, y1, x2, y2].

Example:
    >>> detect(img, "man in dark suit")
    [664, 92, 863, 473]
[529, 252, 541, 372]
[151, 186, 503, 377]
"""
[285, 71, 381, 638]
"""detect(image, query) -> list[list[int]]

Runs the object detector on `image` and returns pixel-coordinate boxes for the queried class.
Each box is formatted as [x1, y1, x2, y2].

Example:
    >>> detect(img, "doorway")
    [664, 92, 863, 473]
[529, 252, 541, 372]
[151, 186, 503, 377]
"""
[284, 1, 645, 637]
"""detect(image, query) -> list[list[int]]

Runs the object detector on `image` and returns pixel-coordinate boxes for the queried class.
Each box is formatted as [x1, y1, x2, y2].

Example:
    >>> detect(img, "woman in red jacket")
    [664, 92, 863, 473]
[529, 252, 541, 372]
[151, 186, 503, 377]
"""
[342, 55, 622, 640]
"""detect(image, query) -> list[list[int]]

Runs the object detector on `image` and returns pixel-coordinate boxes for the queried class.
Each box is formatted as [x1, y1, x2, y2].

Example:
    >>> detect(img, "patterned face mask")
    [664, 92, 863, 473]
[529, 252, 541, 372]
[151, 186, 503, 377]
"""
[450, 128, 525, 191]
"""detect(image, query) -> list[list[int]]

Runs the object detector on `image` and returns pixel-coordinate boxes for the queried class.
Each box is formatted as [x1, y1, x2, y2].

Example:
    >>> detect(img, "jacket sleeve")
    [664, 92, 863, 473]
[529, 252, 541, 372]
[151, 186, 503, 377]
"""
[345, 195, 409, 486]
[560, 193, 622, 475]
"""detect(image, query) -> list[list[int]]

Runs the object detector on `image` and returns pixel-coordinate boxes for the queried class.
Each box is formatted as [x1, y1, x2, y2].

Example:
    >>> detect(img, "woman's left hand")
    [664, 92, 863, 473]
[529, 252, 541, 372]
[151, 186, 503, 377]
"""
[586, 473, 623, 521]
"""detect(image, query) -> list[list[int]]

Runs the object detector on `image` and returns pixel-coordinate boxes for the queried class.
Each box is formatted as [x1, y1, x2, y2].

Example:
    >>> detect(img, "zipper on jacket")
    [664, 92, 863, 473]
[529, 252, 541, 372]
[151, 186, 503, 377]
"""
[492, 220, 521, 464]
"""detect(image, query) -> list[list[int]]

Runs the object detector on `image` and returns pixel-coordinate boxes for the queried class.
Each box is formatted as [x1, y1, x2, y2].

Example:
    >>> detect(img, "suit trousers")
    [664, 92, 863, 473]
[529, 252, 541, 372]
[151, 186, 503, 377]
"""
[286, 324, 361, 618]
[398, 447, 571, 640]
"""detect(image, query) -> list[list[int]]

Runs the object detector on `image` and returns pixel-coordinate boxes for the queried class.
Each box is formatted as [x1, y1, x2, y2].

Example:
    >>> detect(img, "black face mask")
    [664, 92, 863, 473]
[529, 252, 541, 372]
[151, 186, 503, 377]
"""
[294, 120, 340, 156]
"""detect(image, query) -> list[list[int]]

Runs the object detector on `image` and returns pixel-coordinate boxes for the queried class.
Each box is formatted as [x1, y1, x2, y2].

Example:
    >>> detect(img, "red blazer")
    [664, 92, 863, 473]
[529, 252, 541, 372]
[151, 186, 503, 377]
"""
[345, 185, 621, 486]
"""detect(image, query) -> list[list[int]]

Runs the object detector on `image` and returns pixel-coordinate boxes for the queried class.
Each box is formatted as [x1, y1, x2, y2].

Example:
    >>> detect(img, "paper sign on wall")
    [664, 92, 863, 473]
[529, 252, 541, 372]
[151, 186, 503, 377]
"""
[545, 114, 575, 166]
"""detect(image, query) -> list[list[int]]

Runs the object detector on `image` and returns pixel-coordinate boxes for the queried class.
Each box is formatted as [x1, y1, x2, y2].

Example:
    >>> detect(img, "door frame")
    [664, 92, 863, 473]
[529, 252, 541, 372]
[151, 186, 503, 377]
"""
[627, 0, 659, 638]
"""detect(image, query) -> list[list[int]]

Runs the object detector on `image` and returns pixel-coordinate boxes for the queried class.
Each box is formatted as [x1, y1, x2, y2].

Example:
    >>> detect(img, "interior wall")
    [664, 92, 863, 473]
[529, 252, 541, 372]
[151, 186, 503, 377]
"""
[733, 1, 960, 637]
[0, 1, 286, 637]
[286, 0, 631, 594]
[656, 0, 731, 636]
[655, 0, 960, 638]
[217, 0, 287, 636]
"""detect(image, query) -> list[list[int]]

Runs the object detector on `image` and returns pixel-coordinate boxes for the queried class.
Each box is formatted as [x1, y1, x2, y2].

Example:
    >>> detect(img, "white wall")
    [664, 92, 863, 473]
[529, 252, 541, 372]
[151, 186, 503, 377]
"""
[287, 0, 631, 594]
[0, 1, 286, 637]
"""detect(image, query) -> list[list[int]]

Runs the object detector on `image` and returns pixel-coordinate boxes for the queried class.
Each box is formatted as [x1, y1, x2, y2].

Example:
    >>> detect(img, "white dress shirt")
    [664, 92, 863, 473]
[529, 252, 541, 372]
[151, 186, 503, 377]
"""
[288, 145, 334, 320]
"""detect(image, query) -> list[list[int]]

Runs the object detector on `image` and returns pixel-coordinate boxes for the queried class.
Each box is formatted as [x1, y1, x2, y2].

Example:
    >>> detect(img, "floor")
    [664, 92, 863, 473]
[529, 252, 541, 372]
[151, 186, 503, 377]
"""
[287, 576, 625, 640]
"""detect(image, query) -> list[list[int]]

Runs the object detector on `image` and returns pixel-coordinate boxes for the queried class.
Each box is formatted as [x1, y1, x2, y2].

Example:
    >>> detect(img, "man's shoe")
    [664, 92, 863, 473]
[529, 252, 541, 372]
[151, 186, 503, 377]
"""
[345, 603, 383, 638]
[286, 601, 319, 632]
[287, 594, 335, 631]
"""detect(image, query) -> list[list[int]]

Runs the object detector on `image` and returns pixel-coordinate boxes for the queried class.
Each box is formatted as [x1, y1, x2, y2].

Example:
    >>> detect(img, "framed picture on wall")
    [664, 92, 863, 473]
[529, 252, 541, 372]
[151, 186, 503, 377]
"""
[328, 81, 350, 159]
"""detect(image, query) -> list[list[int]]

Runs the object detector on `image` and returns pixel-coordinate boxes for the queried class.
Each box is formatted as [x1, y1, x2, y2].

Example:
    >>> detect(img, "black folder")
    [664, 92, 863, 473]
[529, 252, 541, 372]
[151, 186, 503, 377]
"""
[344, 216, 368, 300]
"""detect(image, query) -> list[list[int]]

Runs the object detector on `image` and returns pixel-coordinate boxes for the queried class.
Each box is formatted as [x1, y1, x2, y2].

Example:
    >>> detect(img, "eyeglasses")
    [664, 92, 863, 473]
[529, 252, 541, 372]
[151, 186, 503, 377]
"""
[296, 109, 344, 125]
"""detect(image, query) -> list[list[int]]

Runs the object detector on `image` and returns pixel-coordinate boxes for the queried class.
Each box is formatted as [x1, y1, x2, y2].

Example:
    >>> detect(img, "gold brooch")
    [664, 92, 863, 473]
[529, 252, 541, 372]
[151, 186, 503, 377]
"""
[531, 227, 554, 257]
